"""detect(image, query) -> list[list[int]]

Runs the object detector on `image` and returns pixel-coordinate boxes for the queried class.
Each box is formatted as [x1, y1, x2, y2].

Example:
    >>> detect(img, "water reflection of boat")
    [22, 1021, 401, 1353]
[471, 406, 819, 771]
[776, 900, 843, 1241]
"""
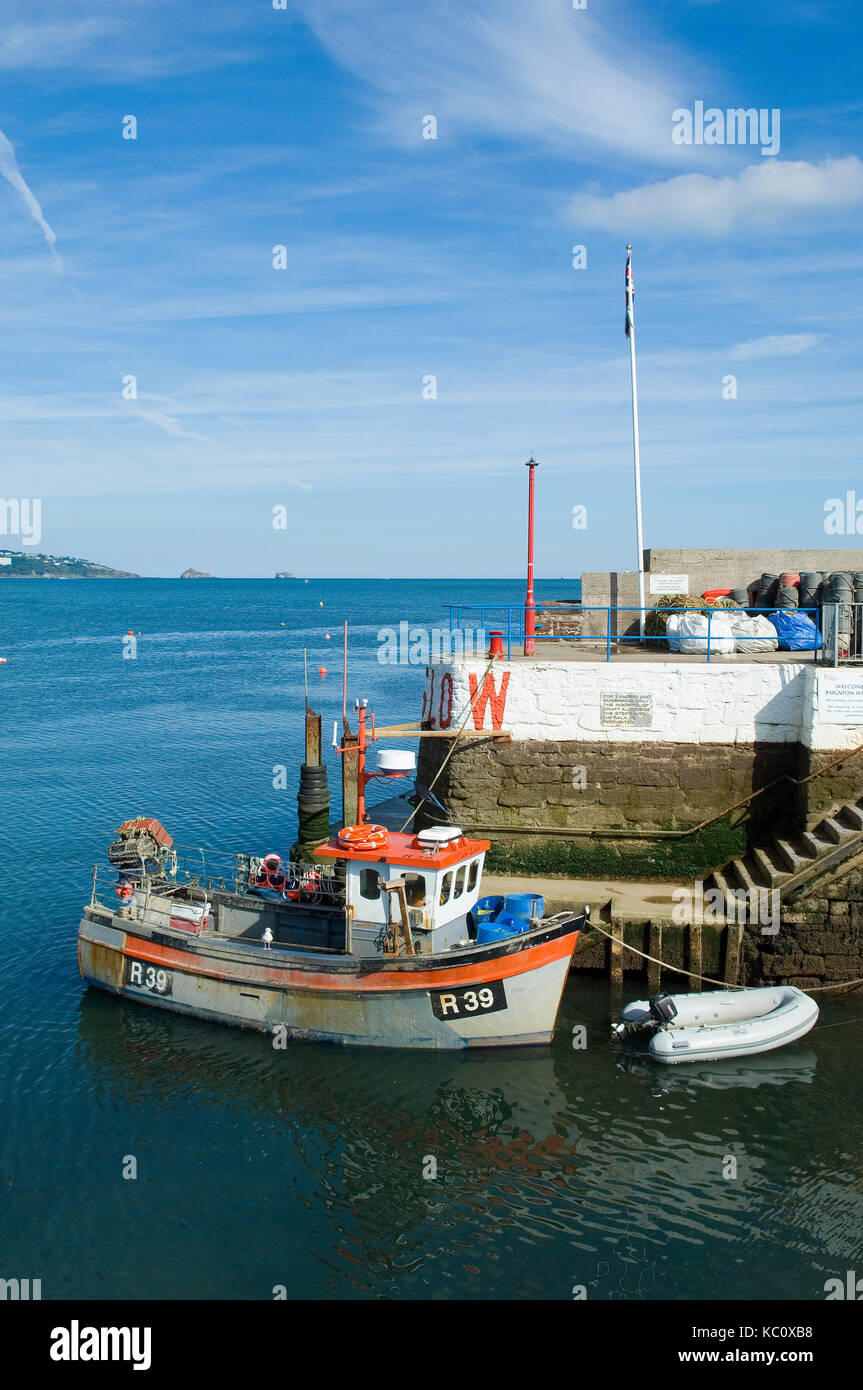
[75, 991, 577, 1171]
[614, 1047, 818, 1092]
[73, 992, 853, 1302]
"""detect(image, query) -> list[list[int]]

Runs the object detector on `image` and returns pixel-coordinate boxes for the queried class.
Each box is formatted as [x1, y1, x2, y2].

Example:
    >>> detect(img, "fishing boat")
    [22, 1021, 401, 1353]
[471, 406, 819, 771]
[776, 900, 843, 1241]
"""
[612, 986, 819, 1064]
[77, 698, 583, 1049]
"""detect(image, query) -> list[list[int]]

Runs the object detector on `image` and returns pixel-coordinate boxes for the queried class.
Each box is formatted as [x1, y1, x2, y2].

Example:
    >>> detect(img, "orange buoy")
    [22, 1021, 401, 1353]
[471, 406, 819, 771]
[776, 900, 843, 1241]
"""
[318, 666, 327, 676]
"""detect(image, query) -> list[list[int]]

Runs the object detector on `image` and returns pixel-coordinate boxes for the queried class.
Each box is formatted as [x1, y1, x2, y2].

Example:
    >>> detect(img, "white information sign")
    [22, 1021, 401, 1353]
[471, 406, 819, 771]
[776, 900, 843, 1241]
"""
[600, 693, 653, 728]
[649, 574, 689, 595]
[817, 673, 863, 725]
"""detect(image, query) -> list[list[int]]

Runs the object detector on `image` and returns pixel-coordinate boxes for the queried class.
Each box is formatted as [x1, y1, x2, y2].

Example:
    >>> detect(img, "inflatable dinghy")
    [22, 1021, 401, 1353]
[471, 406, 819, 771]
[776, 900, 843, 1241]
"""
[612, 986, 818, 1064]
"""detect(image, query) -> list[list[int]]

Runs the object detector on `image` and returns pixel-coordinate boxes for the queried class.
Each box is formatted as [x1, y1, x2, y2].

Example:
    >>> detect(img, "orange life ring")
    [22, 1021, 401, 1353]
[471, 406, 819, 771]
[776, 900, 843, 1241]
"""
[337, 824, 388, 852]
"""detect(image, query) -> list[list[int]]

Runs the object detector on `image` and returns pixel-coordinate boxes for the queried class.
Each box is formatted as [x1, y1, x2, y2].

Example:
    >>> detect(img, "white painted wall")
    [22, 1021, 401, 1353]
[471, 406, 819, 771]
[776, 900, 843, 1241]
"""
[421, 661, 863, 751]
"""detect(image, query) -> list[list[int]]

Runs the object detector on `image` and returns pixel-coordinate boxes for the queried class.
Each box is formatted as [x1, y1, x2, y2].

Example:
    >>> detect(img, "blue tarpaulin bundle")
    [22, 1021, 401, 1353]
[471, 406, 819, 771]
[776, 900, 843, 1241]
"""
[768, 609, 823, 651]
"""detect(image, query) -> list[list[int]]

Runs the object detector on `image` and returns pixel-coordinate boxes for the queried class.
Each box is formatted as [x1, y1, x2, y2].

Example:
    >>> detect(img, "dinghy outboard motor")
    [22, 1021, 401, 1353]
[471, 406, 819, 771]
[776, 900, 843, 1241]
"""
[612, 991, 678, 1039]
[648, 992, 678, 1027]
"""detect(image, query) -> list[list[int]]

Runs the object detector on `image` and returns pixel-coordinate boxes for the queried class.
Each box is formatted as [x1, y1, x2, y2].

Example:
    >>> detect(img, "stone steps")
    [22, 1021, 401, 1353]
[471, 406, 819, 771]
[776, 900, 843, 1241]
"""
[703, 796, 863, 922]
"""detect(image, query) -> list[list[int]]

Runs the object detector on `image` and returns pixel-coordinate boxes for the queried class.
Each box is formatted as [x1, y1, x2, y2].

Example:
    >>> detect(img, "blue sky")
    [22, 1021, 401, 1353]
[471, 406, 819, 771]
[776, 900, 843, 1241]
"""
[0, 0, 861, 577]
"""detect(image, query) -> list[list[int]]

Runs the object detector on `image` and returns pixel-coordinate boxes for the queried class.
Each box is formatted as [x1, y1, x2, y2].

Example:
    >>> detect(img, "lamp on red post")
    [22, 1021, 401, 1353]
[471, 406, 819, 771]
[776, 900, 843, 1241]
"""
[524, 455, 539, 656]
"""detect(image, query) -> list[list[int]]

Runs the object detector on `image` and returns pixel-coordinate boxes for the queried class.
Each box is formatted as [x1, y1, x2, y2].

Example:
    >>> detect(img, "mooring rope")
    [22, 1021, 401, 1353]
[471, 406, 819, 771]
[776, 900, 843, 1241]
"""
[581, 917, 863, 994]
[583, 918, 742, 990]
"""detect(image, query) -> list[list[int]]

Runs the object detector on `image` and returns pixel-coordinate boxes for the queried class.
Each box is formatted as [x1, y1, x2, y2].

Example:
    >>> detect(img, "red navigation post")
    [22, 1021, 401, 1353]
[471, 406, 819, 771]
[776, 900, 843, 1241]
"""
[523, 455, 538, 656]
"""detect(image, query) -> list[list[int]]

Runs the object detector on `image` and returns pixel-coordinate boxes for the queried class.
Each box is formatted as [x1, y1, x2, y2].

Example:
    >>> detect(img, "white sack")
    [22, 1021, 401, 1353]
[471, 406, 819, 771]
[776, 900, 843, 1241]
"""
[665, 613, 682, 652]
[677, 610, 736, 655]
[727, 613, 779, 653]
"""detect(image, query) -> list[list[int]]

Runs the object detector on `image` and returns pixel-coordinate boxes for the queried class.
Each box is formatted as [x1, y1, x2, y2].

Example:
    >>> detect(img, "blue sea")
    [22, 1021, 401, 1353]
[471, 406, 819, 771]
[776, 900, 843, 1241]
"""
[0, 578, 861, 1301]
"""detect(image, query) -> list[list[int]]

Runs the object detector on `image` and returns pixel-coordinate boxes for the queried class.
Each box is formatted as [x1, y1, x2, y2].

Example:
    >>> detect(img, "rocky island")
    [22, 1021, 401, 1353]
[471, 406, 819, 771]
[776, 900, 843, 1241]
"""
[180, 568, 213, 579]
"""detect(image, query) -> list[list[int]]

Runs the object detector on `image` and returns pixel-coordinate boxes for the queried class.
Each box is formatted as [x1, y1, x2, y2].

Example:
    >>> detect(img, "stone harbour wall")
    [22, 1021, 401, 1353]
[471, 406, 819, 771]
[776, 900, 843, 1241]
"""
[420, 736, 803, 836]
[417, 659, 863, 841]
[581, 546, 863, 612]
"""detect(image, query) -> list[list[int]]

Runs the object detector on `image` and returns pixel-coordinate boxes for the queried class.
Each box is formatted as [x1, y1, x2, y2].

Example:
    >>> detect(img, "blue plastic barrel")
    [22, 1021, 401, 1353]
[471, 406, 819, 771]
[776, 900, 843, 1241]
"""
[472, 895, 504, 927]
[476, 911, 529, 945]
[504, 893, 544, 924]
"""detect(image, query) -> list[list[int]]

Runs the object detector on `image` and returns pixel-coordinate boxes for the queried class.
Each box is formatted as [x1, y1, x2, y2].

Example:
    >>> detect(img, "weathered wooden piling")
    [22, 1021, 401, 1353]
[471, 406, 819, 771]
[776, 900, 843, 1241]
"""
[609, 920, 623, 988]
[688, 922, 703, 991]
[647, 922, 662, 994]
[305, 707, 322, 766]
[342, 727, 359, 826]
[724, 923, 744, 986]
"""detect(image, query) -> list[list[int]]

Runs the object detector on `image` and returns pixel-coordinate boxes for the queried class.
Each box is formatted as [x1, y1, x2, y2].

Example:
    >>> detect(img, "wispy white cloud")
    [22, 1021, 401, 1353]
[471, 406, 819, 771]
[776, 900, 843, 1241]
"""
[0, 5, 256, 78]
[729, 333, 824, 360]
[0, 19, 114, 70]
[571, 157, 863, 234]
[297, 0, 687, 163]
[121, 401, 213, 447]
[0, 126, 60, 268]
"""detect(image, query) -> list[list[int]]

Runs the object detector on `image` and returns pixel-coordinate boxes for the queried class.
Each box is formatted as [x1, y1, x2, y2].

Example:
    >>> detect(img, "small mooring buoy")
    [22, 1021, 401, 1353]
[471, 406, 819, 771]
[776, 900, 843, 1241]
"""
[318, 666, 327, 676]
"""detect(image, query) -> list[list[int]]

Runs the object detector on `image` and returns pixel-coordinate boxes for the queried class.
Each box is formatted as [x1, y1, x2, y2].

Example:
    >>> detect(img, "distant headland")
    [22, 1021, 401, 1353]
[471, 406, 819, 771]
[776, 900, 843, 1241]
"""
[0, 550, 137, 578]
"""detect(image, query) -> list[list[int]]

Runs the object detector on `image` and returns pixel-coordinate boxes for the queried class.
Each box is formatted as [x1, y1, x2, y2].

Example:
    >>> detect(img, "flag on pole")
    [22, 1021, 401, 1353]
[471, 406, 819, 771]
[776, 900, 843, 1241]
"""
[625, 244, 634, 338]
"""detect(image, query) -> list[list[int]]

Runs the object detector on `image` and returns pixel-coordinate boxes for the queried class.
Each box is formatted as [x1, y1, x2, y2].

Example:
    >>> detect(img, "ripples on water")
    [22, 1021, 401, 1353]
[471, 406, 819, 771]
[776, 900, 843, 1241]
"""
[1, 580, 861, 1300]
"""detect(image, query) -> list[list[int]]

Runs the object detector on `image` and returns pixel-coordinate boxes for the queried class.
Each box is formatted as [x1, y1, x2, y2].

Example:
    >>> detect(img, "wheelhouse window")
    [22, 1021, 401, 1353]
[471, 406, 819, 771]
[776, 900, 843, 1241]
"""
[359, 869, 381, 900]
[453, 866, 466, 899]
[404, 873, 427, 906]
[467, 859, 479, 892]
[439, 871, 453, 905]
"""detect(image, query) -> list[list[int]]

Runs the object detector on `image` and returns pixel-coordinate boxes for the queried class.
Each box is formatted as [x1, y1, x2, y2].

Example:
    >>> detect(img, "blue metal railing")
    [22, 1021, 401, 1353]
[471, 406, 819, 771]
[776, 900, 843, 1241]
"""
[449, 604, 824, 663]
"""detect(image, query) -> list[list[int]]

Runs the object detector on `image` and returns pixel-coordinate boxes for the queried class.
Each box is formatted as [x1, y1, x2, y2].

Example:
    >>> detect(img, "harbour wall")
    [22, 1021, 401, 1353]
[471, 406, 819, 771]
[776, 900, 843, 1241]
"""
[581, 546, 863, 607]
[417, 660, 863, 851]
[579, 546, 863, 637]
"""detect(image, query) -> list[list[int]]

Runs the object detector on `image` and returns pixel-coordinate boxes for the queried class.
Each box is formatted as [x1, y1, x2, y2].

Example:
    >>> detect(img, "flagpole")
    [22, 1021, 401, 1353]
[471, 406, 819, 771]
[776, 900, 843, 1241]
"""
[626, 244, 646, 637]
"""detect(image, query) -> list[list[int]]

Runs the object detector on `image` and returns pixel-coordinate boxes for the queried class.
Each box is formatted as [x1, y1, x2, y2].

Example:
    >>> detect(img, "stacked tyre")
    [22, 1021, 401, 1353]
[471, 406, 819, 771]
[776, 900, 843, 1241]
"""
[756, 573, 777, 611]
[825, 572, 853, 658]
[798, 572, 823, 616]
[776, 571, 800, 609]
[297, 763, 331, 846]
